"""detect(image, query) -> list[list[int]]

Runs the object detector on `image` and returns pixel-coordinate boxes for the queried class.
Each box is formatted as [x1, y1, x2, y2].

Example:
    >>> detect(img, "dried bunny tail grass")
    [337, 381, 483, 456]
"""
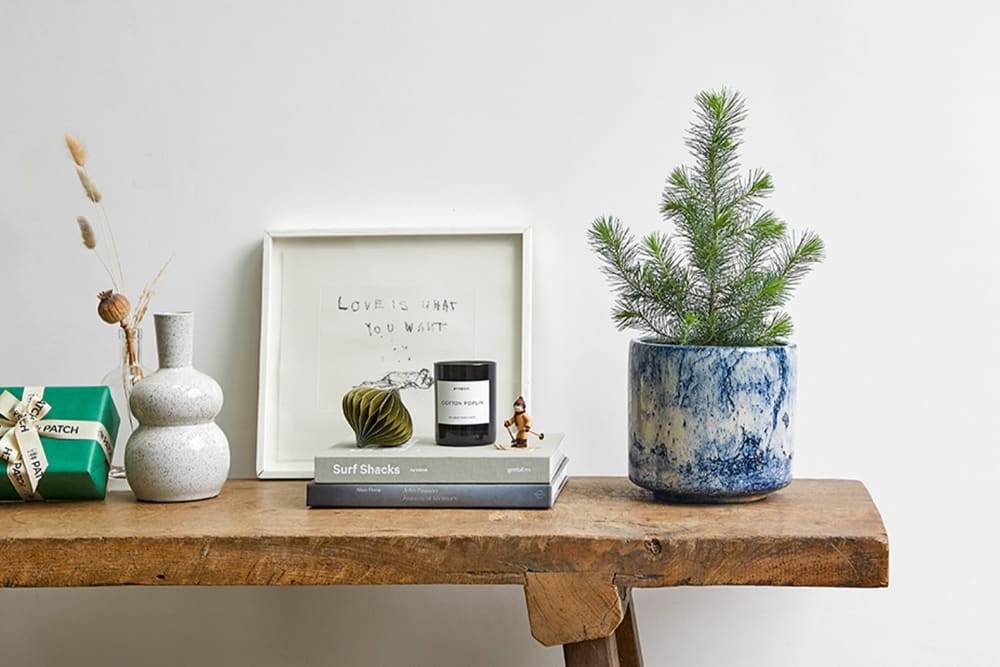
[76, 167, 102, 203]
[64, 135, 126, 292]
[65, 134, 87, 166]
[77, 216, 118, 289]
[129, 257, 172, 329]
[76, 216, 97, 249]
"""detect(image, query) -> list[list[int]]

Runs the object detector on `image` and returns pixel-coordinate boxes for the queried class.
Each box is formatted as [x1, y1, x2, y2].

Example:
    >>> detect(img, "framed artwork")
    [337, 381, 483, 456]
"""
[256, 228, 532, 478]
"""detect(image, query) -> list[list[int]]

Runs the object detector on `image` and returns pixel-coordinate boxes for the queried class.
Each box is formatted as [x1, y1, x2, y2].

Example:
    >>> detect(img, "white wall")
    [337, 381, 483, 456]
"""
[2, 1, 996, 664]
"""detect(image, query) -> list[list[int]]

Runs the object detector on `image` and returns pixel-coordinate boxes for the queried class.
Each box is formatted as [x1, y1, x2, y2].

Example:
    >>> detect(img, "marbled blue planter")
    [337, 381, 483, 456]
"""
[628, 340, 796, 503]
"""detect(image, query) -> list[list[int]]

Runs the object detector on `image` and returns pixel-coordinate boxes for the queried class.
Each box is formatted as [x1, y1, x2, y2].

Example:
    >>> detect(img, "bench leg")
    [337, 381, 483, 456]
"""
[614, 592, 643, 667]
[562, 592, 642, 667]
[522, 574, 643, 667]
[563, 635, 621, 667]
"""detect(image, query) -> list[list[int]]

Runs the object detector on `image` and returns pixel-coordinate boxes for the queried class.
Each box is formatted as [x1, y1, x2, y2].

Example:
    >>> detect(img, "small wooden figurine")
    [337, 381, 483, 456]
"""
[502, 396, 544, 448]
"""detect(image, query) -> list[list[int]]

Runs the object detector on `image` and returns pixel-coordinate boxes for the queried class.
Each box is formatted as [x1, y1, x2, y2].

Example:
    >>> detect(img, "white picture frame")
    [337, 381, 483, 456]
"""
[256, 227, 532, 478]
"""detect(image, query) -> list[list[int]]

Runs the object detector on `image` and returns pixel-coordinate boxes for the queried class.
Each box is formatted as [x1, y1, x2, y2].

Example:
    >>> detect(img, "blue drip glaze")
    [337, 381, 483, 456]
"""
[769, 352, 788, 440]
[628, 342, 797, 502]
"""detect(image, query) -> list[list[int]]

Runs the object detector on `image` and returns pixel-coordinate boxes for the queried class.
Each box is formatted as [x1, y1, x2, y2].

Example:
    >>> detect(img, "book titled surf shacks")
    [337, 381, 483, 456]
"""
[313, 433, 567, 484]
[306, 457, 569, 509]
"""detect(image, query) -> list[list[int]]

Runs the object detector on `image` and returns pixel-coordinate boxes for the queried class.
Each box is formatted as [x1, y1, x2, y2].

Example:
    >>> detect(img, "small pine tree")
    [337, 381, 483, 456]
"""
[588, 89, 825, 346]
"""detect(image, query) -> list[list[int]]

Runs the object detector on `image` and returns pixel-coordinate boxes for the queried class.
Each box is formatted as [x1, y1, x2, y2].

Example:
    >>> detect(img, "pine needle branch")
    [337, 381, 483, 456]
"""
[588, 217, 676, 339]
[589, 89, 825, 346]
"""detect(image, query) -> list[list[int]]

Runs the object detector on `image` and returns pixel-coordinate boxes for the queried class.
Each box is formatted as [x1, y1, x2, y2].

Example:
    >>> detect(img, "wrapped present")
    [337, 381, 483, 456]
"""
[0, 386, 120, 501]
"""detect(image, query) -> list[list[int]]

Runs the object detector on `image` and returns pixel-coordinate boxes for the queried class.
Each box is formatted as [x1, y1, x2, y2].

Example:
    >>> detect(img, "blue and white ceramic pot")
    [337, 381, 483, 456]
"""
[628, 340, 796, 503]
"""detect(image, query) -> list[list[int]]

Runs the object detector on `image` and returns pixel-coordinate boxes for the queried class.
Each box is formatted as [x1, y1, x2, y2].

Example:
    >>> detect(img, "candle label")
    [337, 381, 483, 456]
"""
[436, 380, 490, 425]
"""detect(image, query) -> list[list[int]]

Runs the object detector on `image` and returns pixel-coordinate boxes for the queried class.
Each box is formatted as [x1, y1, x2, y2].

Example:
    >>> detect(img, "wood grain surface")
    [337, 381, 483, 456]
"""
[524, 572, 624, 646]
[0, 477, 888, 590]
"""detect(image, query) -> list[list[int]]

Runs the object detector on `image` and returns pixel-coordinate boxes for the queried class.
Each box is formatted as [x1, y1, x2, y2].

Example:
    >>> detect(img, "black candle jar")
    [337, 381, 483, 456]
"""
[434, 360, 496, 446]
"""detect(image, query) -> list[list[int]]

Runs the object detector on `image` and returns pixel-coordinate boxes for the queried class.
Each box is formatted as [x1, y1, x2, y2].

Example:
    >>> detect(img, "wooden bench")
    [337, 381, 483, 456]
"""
[0, 477, 888, 666]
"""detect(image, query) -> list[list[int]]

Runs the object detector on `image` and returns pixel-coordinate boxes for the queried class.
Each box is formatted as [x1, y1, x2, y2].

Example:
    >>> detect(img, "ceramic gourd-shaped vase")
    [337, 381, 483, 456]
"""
[125, 312, 230, 502]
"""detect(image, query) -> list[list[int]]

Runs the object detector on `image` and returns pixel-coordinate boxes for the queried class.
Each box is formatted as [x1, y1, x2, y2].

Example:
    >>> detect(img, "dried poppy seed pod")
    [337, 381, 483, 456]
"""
[97, 290, 131, 324]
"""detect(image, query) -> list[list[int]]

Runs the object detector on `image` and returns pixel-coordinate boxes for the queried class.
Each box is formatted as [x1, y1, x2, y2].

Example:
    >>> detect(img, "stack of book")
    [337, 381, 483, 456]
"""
[307, 433, 568, 508]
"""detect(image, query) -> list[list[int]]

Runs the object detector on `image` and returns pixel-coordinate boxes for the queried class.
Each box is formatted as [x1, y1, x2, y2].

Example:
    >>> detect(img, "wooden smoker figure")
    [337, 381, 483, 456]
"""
[501, 396, 544, 448]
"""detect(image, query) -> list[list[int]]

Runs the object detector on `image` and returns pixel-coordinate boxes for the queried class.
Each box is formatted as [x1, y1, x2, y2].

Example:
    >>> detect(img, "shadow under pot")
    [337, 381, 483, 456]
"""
[628, 340, 796, 503]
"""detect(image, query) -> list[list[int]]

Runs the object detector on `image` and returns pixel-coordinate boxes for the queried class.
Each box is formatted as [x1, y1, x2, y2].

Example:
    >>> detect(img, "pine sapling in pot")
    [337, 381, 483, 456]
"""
[589, 89, 824, 346]
[589, 89, 825, 503]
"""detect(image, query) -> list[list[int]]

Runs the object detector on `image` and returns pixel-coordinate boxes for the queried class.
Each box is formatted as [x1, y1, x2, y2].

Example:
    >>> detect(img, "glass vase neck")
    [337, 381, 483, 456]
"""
[114, 327, 143, 364]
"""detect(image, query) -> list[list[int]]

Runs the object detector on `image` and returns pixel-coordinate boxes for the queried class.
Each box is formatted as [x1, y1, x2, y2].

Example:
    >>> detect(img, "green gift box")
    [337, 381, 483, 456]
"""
[0, 386, 120, 501]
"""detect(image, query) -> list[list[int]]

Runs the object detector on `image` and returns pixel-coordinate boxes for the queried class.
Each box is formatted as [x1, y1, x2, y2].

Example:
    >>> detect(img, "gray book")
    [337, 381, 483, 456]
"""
[307, 457, 570, 509]
[313, 433, 566, 484]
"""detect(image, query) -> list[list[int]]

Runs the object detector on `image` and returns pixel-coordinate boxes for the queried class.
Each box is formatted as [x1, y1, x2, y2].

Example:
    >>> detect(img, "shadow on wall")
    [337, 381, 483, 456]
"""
[2, 585, 564, 667]
[214, 239, 263, 479]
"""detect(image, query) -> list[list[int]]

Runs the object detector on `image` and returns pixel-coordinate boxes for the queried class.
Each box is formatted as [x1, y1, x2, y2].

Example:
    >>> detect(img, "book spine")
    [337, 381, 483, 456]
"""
[306, 481, 556, 508]
[313, 452, 563, 484]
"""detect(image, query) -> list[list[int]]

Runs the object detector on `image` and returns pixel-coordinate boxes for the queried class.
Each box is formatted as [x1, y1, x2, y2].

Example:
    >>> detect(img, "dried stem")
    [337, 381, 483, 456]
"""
[65, 135, 168, 423]
[97, 199, 126, 294]
[121, 322, 143, 376]
[129, 257, 171, 329]
[76, 216, 120, 287]
[67, 135, 126, 293]
[120, 321, 143, 431]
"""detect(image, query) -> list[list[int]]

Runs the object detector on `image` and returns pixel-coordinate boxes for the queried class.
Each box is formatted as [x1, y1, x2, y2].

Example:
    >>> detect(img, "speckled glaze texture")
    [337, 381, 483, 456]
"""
[125, 313, 230, 502]
[628, 340, 796, 503]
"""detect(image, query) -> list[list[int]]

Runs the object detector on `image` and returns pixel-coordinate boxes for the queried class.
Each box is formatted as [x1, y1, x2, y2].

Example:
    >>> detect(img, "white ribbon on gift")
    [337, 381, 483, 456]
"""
[0, 387, 113, 501]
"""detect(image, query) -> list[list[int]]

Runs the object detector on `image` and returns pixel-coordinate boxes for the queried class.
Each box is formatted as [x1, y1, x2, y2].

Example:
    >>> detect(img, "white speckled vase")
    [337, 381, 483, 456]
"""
[125, 312, 230, 502]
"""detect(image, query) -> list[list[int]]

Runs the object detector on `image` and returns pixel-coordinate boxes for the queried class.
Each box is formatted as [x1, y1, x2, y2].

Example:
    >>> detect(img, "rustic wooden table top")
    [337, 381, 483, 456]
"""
[0, 477, 887, 590]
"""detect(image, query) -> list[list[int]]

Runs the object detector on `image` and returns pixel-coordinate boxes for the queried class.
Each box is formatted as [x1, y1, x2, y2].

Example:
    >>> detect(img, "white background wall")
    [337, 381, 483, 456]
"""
[2, 1, 996, 664]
